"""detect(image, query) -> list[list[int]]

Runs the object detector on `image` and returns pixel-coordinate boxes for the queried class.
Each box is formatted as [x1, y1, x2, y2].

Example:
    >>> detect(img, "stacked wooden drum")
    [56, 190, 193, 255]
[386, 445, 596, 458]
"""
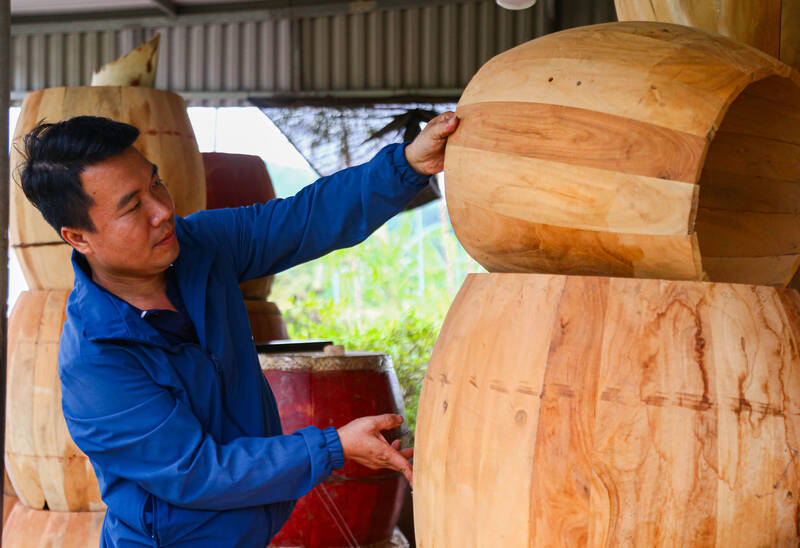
[4, 87, 206, 544]
[202, 152, 289, 343]
[414, 21, 800, 547]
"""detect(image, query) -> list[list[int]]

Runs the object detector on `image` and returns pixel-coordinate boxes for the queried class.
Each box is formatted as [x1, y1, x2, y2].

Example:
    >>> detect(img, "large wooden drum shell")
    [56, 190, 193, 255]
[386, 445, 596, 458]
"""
[446, 22, 800, 286]
[5, 290, 104, 512]
[414, 273, 800, 547]
[203, 152, 277, 299]
[260, 352, 407, 548]
[2, 506, 104, 548]
[614, 0, 800, 71]
[9, 86, 206, 290]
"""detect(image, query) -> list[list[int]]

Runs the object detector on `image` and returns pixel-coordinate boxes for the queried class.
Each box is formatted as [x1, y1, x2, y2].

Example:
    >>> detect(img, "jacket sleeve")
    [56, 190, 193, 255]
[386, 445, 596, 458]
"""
[187, 142, 429, 281]
[60, 347, 344, 511]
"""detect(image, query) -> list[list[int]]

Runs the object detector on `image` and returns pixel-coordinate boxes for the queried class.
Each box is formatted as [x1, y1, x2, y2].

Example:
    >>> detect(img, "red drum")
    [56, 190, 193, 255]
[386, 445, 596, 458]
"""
[203, 152, 277, 299]
[246, 300, 289, 344]
[260, 351, 407, 548]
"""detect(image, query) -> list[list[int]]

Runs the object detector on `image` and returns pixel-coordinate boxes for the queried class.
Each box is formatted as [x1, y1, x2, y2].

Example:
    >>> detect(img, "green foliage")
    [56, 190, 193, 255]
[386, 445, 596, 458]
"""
[271, 201, 483, 439]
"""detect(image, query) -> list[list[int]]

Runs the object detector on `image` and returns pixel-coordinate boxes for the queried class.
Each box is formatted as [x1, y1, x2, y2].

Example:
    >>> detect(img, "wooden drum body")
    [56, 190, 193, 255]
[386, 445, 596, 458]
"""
[246, 300, 289, 344]
[260, 352, 407, 548]
[614, 0, 800, 71]
[414, 273, 800, 547]
[445, 22, 800, 285]
[5, 290, 104, 512]
[2, 505, 104, 548]
[10, 86, 206, 290]
[203, 152, 277, 299]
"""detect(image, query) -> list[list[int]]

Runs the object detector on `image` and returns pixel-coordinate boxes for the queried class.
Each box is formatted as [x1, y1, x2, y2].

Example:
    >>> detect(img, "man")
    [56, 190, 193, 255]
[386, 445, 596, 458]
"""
[18, 111, 458, 547]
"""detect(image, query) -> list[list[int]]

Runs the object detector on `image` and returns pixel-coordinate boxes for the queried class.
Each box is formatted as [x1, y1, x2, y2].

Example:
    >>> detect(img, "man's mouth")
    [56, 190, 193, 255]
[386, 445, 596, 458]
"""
[155, 229, 176, 247]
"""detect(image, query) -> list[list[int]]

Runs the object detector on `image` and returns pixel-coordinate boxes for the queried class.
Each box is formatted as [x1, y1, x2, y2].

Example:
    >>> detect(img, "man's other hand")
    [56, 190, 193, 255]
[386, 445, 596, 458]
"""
[404, 111, 459, 175]
[337, 414, 415, 486]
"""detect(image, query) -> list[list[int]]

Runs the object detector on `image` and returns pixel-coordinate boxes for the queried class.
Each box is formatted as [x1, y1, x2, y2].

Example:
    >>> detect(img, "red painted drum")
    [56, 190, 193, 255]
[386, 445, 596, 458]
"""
[260, 351, 408, 548]
[203, 152, 277, 299]
[246, 300, 289, 344]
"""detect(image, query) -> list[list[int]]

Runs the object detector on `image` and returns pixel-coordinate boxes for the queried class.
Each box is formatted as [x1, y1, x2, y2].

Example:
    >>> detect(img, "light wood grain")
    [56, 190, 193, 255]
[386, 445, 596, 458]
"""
[5, 291, 105, 512]
[9, 86, 206, 290]
[2, 506, 104, 548]
[446, 146, 697, 235]
[446, 22, 800, 285]
[615, 0, 799, 70]
[447, 191, 704, 280]
[414, 273, 800, 547]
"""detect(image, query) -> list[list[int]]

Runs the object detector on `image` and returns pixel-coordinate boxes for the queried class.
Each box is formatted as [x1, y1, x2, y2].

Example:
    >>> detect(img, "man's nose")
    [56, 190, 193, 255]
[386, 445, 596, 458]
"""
[149, 194, 174, 225]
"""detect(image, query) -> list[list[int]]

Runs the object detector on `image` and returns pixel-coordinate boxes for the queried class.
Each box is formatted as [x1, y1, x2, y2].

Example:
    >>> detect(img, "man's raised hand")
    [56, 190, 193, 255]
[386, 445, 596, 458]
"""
[337, 414, 415, 487]
[404, 111, 459, 176]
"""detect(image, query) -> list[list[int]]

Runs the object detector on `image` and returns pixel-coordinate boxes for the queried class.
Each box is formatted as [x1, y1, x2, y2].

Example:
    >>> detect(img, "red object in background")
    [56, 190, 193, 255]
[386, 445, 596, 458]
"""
[202, 152, 277, 299]
[203, 152, 277, 209]
[260, 352, 407, 548]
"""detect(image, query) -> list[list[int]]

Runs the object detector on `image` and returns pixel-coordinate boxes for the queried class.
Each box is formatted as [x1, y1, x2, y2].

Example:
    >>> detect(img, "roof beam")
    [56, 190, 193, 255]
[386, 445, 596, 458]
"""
[150, 0, 176, 17]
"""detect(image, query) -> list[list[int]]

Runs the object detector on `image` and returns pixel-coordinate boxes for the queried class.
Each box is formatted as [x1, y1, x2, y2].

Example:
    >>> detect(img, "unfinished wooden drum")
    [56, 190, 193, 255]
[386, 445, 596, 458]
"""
[445, 22, 800, 285]
[5, 290, 104, 512]
[10, 86, 206, 290]
[203, 152, 277, 299]
[414, 273, 800, 547]
[2, 506, 104, 548]
[260, 351, 407, 548]
[246, 300, 288, 344]
[615, 0, 800, 71]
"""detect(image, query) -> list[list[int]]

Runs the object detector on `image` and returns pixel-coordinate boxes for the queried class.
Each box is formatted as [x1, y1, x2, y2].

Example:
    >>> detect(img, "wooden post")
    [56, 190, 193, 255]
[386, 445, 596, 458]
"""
[0, 0, 11, 544]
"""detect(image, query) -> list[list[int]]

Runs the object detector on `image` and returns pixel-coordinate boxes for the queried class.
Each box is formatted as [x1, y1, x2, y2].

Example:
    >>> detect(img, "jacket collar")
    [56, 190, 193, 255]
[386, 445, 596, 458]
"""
[70, 216, 213, 349]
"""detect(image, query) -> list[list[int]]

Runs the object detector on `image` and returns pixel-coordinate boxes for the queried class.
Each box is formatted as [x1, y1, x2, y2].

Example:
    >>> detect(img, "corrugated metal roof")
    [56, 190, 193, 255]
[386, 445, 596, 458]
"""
[10, 0, 617, 107]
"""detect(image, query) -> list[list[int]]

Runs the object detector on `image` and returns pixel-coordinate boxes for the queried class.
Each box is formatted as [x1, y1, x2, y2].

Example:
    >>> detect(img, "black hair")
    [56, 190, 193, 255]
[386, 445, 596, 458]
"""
[18, 115, 140, 234]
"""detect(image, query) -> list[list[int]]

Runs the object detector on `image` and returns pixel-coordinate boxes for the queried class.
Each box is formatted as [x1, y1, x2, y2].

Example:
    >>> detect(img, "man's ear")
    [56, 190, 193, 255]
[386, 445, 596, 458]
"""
[61, 227, 93, 255]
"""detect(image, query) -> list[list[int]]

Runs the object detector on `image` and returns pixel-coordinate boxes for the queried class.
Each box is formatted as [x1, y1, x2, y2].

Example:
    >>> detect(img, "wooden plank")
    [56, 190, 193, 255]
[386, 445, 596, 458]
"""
[781, 0, 800, 70]
[702, 131, 800, 181]
[715, 82, 800, 144]
[614, 1, 783, 58]
[701, 255, 800, 286]
[591, 278, 720, 545]
[530, 276, 607, 545]
[695, 208, 800, 257]
[451, 102, 706, 184]
[458, 30, 746, 138]
[698, 174, 800, 214]
[446, 193, 703, 280]
[446, 145, 696, 235]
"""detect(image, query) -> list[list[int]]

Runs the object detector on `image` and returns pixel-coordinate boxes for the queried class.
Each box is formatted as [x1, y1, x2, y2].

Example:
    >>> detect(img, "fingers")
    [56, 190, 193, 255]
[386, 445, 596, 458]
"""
[371, 413, 404, 432]
[427, 111, 459, 140]
[382, 445, 413, 487]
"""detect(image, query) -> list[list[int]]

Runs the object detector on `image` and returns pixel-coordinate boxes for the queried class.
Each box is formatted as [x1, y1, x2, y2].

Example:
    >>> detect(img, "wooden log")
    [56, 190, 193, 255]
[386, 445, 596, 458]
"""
[9, 86, 206, 290]
[246, 300, 289, 344]
[203, 152, 277, 299]
[3, 495, 18, 528]
[260, 351, 407, 548]
[614, 0, 800, 71]
[414, 273, 800, 547]
[5, 291, 104, 512]
[445, 22, 800, 285]
[2, 506, 104, 548]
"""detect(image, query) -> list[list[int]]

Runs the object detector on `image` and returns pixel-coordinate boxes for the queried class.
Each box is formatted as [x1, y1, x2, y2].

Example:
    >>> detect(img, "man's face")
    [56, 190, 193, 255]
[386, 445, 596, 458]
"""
[64, 146, 179, 278]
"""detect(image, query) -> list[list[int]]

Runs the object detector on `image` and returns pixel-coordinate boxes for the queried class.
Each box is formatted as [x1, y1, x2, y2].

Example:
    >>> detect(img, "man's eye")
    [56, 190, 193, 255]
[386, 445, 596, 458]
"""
[153, 177, 164, 187]
[127, 202, 141, 213]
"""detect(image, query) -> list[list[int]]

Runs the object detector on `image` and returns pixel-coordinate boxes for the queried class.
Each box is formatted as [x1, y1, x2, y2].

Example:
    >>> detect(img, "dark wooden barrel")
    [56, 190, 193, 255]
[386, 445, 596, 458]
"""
[246, 300, 289, 344]
[203, 152, 277, 299]
[260, 351, 407, 548]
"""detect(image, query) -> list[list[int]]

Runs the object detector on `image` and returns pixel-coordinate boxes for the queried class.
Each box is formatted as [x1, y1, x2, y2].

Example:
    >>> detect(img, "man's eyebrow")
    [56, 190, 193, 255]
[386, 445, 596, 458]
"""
[116, 165, 158, 211]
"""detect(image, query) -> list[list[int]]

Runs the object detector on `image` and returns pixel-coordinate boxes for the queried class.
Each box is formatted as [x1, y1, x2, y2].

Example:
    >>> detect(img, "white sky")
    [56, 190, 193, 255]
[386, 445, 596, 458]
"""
[6, 106, 315, 310]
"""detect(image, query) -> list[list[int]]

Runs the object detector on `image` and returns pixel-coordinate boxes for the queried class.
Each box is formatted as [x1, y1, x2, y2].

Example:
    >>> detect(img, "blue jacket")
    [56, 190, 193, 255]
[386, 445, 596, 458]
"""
[58, 143, 429, 547]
